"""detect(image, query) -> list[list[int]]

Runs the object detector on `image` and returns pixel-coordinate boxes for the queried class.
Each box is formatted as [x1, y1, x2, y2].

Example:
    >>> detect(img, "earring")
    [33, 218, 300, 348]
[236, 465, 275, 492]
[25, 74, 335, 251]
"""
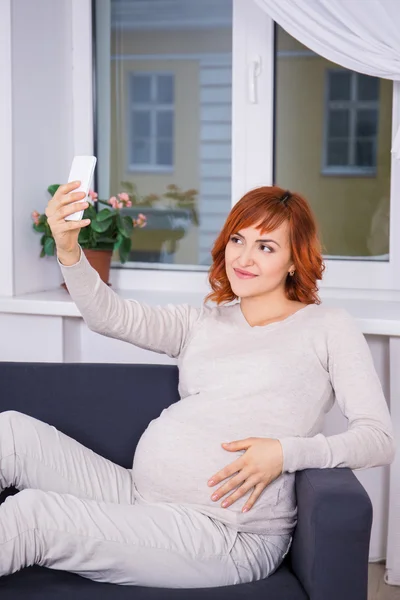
[289, 270, 295, 277]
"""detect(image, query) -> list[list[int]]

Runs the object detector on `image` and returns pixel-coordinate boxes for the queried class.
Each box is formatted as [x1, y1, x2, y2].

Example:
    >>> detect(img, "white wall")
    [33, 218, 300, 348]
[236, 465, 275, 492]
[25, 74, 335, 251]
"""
[10, 0, 74, 296]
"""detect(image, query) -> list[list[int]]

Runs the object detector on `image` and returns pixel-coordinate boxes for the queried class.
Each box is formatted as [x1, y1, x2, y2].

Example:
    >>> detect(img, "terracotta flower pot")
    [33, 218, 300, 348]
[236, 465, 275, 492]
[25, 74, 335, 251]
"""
[61, 248, 113, 293]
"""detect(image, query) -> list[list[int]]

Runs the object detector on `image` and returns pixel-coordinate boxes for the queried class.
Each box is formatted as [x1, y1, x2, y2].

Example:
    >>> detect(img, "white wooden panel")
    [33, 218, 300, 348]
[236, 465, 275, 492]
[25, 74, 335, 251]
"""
[322, 334, 391, 562]
[63, 317, 82, 362]
[200, 67, 232, 86]
[200, 143, 231, 160]
[200, 86, 231, 104]
[199, 214, 227, 231]
[201, 179, 230, 195]
[202, 105, 231, 123]
[199, 251, 212, 265]
[0, 314, 63, 362]
[386, 336, 400, 583]
[197, 232, 219, 249]
[201, 160, 231, 178]
[202, 197, 231, 214]
[201, 123, 231, 142]
[80, 325, 177, 365]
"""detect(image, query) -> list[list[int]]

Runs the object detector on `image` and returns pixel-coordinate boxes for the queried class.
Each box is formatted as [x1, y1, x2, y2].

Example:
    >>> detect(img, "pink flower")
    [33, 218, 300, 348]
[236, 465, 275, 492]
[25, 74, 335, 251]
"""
[31, 210, 40, 225]
[108, 196, 118, 208]
[118, 192, 130, 202]
[126, 199, 132, 208]
[117, 201, 124, 209]
[88, 189, 98, 202]
[135, 213, 147, 228]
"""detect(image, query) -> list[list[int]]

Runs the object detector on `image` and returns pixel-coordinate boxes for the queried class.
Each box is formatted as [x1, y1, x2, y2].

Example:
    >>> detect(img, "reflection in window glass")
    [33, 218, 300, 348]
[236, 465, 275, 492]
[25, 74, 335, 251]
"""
[94, 0, 232, 268]
[274, 25, 392, 259]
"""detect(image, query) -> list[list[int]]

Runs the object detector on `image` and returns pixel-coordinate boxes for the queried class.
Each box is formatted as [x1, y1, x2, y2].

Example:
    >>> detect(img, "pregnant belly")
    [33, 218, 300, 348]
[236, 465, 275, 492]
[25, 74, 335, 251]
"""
[131, 413, 286, 517]
[132, 414, 246, 506]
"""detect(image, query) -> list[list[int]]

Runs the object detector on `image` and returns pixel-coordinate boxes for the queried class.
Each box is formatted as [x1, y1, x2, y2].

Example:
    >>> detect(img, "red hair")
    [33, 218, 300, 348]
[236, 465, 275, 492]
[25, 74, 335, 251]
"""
[206, 186, 325, 305]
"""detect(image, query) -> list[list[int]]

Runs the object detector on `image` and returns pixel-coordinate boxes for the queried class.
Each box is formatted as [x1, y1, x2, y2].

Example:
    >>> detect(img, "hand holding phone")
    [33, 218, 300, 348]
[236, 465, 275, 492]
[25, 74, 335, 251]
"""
[65, 156, 97, 221]
[45, 156, 97, 261]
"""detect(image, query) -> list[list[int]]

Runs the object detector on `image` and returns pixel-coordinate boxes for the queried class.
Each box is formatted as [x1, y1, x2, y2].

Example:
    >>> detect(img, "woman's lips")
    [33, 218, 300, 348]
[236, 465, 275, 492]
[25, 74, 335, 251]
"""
[233, 268, 258, 279]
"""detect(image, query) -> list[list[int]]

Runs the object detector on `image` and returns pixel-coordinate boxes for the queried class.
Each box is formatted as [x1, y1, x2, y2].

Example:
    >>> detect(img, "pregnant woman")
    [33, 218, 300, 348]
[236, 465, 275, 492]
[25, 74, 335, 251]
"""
[0, 183, 395, 587]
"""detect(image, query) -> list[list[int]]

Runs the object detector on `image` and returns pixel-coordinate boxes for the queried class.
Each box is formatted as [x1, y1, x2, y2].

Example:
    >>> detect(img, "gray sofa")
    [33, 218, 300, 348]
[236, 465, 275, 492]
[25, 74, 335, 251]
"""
[0, 362, 373, 599]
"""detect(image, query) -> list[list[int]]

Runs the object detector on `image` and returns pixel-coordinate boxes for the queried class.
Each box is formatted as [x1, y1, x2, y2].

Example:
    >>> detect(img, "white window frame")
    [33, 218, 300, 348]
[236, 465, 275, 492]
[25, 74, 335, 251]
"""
[127, 71, 175, 174]
[322, 69, 379, 177]
[73, 0, 400, 293]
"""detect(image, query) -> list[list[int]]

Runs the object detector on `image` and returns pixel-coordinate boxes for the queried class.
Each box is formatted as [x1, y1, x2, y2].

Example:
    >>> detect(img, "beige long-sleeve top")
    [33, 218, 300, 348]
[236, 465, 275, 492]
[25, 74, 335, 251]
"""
[58, 247, 396, 535]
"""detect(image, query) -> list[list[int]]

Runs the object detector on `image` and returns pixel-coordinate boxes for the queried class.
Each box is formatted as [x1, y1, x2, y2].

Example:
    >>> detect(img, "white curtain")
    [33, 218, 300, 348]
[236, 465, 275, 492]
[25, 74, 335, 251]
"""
[254, 0, 400, 157]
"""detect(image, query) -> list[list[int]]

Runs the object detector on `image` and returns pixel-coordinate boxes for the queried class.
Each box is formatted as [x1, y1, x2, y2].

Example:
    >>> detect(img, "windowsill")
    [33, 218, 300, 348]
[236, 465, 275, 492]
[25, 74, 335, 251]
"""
[2, 285, 400, 336]
[127, 165, 174, 174]
[321, 167, 377, 177]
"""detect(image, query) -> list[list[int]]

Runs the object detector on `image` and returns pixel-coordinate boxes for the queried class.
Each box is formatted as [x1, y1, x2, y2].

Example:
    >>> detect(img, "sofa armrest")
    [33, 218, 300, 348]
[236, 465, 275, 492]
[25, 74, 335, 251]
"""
[290, 467, 372, 600]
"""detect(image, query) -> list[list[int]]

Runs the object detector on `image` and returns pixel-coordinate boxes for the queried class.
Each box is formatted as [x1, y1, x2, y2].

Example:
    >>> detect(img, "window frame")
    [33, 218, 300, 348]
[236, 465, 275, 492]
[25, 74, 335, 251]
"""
[82, 0, 400, 293]
[127, 71, 175, 174]
[322, 68, 379, 177]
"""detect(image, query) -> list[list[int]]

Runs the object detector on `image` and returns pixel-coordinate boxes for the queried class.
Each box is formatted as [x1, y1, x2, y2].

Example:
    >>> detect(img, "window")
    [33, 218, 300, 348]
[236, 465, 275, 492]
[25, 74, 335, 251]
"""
[94, 0, 233, 269]
[129, 73, 175, 172]
[274, 26, 392, 261]
[323, 70, 379, 175]
[87, 1, 400, 291]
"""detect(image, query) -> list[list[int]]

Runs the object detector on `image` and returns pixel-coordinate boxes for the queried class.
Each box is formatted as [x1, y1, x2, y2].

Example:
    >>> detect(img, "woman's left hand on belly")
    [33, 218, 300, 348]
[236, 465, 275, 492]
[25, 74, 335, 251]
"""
[207, 438, 284, 513]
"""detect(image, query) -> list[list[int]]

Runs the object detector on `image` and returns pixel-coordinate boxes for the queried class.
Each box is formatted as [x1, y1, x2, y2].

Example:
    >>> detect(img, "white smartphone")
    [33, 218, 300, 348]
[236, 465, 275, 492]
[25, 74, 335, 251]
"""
[64, 155, 97, 221]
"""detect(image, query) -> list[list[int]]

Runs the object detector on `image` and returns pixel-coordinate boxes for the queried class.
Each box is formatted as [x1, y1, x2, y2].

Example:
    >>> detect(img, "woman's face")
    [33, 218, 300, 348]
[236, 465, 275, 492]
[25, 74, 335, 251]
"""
[224, 221, 295, 299]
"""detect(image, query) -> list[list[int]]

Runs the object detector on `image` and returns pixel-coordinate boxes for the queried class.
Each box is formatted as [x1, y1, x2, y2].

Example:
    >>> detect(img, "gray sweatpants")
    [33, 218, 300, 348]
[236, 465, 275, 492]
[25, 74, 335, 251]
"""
[0, 410, 292, 588]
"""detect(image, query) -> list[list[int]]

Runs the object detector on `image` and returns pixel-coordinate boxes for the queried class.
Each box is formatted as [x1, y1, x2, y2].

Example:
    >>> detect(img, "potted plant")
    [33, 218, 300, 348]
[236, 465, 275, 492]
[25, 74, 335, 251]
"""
[119, 182, 199, 263]
[32, 186, 147, 288]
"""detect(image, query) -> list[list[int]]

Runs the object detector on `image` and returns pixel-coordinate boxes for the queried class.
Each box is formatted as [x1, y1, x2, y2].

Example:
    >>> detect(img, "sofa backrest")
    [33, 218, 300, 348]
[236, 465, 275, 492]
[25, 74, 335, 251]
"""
[0, 362, 180, 468]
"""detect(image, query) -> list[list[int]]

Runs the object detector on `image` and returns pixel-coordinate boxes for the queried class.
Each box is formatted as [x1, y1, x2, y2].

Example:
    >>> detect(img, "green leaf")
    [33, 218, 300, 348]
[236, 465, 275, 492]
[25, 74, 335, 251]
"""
[33, 223, 46, 233]
[40, 248, 46, 258]
[97, 236, 116, 244]
[44, 237, 55, 256]
[91, 217, 113, 233]
[116, 214, 133, 238]
[47, 184, 60, 196]
[118, 236, 132, 264]
[114, 232, 124, 249]
[78, 226, 90, 243]
[84, 205, 97, 220]
[97, 208, 113, 222]
[40, 234, 46, 246]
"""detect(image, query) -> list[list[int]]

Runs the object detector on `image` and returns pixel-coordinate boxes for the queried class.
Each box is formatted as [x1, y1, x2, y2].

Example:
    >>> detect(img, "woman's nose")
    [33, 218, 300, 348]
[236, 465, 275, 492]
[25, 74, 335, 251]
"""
[237, 247, 254, 267]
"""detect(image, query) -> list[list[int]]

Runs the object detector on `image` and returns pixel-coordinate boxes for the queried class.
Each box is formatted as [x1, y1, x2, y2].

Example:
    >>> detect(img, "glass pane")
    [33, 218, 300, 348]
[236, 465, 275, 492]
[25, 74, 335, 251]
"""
[328, 109, 349, 137]
[356, 140, 375, 167]
[156, 111, 173, 138]
[156, 140, 173, 166]
[275, 25, 392, 259]
[132, 110, 151, 137]
[95, 0, 232, 268]
[132, 139, 151, 164]
[131, 74, 151, 103]
[327, 140, 349, 166]
[157, 75, 174, 103]
[329, 71, 351, 101]
[356, 109, 378, 137]
[357, 74, 379, 101]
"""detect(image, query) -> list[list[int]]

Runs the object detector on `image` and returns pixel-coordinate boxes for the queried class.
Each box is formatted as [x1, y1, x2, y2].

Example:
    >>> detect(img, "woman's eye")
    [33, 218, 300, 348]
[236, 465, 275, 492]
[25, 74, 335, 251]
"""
[260, 244, 273, 253]
[231, 236, 242, 244]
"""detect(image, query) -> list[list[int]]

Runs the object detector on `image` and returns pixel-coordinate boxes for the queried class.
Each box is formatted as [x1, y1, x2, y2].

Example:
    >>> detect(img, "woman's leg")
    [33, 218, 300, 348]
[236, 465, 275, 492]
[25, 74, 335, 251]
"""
[0, 411, 132, 504]
[0, 488, 242, 588]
